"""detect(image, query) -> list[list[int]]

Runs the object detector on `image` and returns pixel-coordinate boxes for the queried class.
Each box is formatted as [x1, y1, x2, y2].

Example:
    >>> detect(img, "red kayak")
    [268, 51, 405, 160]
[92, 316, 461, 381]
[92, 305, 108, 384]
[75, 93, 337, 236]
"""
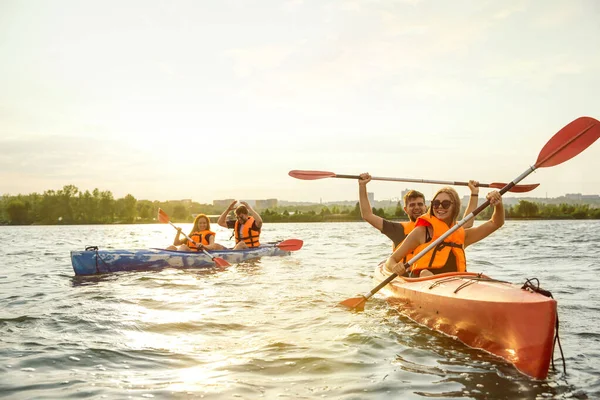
[373, 264, 557, 379]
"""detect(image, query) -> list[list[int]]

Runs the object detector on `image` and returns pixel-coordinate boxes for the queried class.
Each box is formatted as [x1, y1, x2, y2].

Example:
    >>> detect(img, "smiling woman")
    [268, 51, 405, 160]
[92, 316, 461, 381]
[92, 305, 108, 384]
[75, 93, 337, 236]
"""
[166, 213, 228, 252]
[385, 187, 505, 278]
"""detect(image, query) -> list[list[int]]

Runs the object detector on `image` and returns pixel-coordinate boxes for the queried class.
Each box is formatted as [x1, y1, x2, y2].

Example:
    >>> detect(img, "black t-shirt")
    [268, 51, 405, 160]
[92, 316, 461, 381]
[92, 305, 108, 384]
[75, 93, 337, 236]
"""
[381, 219, 407, 248]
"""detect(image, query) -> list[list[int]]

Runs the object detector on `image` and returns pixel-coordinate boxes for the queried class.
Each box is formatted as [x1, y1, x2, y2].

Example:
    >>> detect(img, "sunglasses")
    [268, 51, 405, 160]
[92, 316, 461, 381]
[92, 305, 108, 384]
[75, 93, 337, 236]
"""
[432, 200, 453, 210]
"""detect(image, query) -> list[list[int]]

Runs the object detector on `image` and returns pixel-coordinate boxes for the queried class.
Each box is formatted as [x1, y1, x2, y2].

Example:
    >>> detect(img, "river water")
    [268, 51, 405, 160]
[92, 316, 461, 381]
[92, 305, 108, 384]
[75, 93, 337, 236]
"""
[0, 220, 599, 399]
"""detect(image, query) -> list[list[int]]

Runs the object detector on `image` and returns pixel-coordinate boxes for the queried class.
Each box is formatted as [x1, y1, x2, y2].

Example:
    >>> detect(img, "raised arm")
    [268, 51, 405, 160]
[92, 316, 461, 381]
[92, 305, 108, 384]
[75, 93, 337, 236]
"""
[358, 173, 384, 231]
[240, 201, 263, 229]
[462, 180, 480, 229]
[217, 200, 237, 228]
[464, 191, 504, 248]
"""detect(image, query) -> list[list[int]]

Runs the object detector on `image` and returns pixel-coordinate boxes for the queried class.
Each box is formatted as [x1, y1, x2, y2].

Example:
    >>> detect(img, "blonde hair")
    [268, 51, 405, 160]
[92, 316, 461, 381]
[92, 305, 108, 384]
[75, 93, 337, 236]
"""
[192, 214, 210, 231]
[428, 187, 461, 224]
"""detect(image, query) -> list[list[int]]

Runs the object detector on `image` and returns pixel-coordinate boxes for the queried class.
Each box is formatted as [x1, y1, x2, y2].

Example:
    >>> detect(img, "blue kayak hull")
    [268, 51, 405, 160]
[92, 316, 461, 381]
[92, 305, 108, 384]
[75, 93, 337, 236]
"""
[71, 244, 291, 275]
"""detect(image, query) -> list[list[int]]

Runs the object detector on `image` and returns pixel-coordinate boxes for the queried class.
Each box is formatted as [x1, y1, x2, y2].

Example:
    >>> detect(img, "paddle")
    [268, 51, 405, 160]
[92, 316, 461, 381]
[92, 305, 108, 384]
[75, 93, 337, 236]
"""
[289, 170, 540, 193]
[263, 239, 304, 251]
[340, 116, 600, 311]
[157, 208, 231, 267]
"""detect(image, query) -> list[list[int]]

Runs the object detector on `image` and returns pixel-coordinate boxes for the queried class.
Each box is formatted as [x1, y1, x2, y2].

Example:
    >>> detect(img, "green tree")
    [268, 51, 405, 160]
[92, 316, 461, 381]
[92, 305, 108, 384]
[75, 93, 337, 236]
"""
[350, 202, 360, 217]
[116, 194, 137, 223]
[373, 207, 386, 218]
[572, 204, 589, 219]
[173, 204, 188, 220]
[515, 200, 539, 218]
[39, 189, 59, 224]
[137, 201, 153, 220]
[6, 199, 30, 224]
[99, 191, 115, 223]
[57, 185, 79, 223]
[394, 201, 404, 217]
[320, 206, 331, 216]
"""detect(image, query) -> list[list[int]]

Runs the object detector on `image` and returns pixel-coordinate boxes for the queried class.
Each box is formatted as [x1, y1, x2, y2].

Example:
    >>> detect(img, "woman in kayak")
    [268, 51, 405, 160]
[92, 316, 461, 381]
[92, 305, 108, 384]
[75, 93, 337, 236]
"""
[384, 187, 504, 277]
[166, 214, 227, 251]
[358, 174, 481, 250]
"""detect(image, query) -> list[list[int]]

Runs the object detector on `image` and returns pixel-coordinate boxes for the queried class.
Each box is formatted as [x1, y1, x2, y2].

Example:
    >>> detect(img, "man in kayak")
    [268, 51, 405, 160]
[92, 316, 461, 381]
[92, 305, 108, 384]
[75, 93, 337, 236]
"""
[358, 173, 480, 249]
[385, 187, 504, 277]
[217, 200, 263, 250]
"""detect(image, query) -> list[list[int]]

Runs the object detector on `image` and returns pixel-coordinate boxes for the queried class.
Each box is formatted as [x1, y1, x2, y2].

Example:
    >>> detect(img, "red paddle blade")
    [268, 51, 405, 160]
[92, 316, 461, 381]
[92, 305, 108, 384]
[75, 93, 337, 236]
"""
[288, 170, 336, 180]
[213, 257, 231, 267]
[489, 182, 540, 193]
[157, 208, 170, 224]
[276, 239, 303, 251]
[536, 117, 600, 168]
[338, 296, 366, 311]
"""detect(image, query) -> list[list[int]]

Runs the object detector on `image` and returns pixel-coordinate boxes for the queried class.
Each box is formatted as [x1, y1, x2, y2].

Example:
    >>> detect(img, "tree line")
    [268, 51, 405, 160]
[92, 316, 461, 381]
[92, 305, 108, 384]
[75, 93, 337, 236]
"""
[1, 185, 599, 225]
[262, 200, 600, 222]
[0, 185, 223, 225]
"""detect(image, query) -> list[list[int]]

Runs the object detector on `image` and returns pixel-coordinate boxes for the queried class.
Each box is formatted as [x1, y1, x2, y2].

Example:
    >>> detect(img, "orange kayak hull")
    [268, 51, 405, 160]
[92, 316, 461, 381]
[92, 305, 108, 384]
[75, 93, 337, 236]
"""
[373, 265, 557, 379]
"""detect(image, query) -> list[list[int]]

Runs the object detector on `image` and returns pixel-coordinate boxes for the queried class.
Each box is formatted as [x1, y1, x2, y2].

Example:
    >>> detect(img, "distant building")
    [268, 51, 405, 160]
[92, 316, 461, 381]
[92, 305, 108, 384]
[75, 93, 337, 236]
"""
[400, 189, 412, 205]
[213, 199, 270, 209]
[565, 193, 600, 201]
[213, 199, 236, 209]
[168, 199, 192, 205]
[582, 194, 600, 200]
[256, 198, 278, 209]
[367, 192, 374, 204]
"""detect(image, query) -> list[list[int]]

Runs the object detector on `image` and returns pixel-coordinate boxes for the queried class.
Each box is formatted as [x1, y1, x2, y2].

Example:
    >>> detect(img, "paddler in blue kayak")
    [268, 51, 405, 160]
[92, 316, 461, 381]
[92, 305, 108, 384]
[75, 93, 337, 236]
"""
[217, 200, 263, 250]
[167, 214, 227, 251]
[385, 187, 504, 277]
[358, 173, 480, 250]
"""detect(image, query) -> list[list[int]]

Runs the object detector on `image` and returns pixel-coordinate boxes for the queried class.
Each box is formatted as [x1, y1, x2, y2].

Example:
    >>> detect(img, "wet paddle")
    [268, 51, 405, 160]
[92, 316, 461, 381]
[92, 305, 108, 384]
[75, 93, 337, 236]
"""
[289, 170, 540, 193]
[263, 239, 304, 251]
[340, 116, 600, 311]
[157, 208, 231, 267]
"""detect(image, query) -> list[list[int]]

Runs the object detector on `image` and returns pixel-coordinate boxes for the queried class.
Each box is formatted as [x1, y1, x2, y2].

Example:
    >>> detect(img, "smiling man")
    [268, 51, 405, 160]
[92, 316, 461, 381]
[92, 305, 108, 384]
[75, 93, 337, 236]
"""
[217, 200, 263, 250]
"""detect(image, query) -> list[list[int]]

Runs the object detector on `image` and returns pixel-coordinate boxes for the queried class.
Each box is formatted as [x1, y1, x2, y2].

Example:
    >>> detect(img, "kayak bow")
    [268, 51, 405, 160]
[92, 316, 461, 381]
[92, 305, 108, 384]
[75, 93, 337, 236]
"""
[373, 263, 557, 379]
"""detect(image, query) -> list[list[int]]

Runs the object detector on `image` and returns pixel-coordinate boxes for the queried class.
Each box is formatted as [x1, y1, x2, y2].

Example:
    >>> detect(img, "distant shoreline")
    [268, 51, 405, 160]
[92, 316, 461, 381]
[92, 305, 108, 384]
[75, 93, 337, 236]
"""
[2, 185, 598, 225]
[1, 216, 598, 227]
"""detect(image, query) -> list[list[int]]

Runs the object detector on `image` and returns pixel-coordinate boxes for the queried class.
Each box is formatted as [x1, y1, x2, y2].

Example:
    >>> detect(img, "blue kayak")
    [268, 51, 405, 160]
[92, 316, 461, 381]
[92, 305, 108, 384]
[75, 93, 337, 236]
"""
[71, 240, 301, 275]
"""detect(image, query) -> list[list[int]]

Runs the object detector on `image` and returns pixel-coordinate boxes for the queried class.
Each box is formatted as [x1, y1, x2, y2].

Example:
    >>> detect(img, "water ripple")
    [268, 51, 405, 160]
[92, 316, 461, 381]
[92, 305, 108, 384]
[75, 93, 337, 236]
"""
[0, 221, 599, 398]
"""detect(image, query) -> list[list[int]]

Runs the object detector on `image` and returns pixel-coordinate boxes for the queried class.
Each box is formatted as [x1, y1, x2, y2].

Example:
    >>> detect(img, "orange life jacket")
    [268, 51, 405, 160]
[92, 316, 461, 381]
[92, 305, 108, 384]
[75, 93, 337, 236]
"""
[234, 216, 261, 248]
[410, 214, 466, 273]
[393, 221, 417, 264]
[187, 230, 215, 250]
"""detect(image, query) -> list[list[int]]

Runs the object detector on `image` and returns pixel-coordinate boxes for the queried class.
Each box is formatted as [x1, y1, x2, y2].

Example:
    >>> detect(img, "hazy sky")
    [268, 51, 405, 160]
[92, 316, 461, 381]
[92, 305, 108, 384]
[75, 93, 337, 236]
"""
[1, 0, 599, 204]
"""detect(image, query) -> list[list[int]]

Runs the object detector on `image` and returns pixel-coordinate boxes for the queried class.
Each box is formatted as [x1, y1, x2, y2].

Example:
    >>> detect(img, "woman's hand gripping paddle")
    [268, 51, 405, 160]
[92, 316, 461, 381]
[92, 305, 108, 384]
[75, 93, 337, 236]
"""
[339, 116, 600, 311]
[157, 208, 231, 267]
